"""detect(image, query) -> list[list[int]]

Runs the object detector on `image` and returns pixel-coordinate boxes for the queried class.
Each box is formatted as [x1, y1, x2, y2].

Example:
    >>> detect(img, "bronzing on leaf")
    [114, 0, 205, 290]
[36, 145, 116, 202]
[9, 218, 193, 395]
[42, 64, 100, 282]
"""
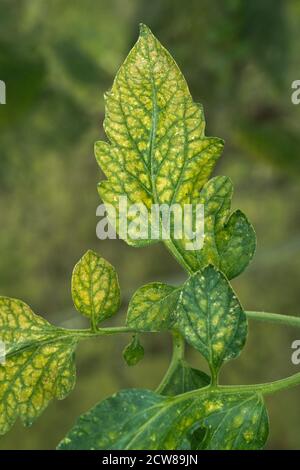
[0, 297, 77, 435]
[95, 24, 255, 279]
[174, 265, 247, 377]
[58, 388, 269, 450]
[72, 250, 120, 328]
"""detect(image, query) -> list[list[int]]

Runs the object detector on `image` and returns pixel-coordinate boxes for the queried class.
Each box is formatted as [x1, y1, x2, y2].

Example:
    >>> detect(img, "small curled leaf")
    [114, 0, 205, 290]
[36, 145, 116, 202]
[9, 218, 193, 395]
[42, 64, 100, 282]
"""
[123, 335, 144, 366]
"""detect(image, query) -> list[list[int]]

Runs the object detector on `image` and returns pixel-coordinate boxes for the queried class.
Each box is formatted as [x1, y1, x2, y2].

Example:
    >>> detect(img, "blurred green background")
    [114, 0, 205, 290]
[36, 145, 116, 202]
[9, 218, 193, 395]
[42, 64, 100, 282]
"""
[0, 0, 300, 450]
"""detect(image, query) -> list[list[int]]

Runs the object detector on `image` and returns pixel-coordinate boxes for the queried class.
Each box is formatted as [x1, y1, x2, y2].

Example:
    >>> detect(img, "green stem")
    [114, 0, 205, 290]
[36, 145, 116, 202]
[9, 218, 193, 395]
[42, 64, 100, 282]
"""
[246, 310, 300, 328]
[56, 309, 300, 397]
[156, 330, 185, 394]
[164, 239, 194, 275]
[57, 325, 137, 338]
[218, 372, 300, 396]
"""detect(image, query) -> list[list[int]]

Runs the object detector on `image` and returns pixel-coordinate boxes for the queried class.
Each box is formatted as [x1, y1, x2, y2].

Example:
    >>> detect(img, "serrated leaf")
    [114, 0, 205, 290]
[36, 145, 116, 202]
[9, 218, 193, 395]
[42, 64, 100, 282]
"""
[72, 250, 120, 327]
[94, 24, 255, 279]
[0, 297, 77, 435]
[159, 360, 210, 396]
[123, 335, 144, 366]
[174, 265, 247, 376]
[57, 388, 268, 450]
[94, 24, 222, 243]
[126, 282, 179, 331]
[173, 176, 256, 280]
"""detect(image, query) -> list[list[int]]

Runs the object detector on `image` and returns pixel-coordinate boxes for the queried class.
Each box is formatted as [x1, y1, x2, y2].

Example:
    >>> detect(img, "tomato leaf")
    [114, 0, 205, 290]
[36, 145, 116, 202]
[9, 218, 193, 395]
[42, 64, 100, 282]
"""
[174, 265, 247, 376]
[94, 24, 255, 279]
[72, 250, 120, 327]
[123, 335, 144, 366]
[0, 297, 77, 435]
[159, 360, 210, 396]
[126, 282, 179, 331]
[176, 176, 256, 279]
[57, 388, 268, 450]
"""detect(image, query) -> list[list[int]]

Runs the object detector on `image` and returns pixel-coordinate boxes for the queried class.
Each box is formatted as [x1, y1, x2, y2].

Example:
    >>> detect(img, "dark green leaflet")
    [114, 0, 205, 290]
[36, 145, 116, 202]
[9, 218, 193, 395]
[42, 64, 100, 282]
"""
[57, 388, 269, 450]
[123, 335, 144, 366]
[174, 266, 247, 377]
[158, 360, 210, 396]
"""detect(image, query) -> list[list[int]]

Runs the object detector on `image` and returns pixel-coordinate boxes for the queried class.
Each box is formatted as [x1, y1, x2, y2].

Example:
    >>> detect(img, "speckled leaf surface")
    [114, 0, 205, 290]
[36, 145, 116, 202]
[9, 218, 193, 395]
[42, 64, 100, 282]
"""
[159, 360, 210, 396]
[123, 335, 144, 366]
[173, 176, 256, 279]
[57, 388, 268, 450]
[174, 266, 247, 375]
[126, 282, 179, 331]
[94, 24, 223, 247]
[72, 250, 120, 326]
[0, 297, 77, 435]
[94, 24, 255, 279]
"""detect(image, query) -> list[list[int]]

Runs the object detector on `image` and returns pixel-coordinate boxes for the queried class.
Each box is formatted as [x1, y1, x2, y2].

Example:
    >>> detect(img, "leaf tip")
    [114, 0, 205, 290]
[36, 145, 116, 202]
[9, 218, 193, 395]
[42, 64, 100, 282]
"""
[139, 23, 152, 37]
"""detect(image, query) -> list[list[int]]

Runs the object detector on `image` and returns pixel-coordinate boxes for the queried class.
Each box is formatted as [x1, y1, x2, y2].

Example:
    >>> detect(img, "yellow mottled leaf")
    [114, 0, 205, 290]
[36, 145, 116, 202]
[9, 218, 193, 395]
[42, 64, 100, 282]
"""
[0, 297, 77, 435]
[95, 24, 223, 246]
[72, 250, 120, 327]
[94, 24, 255, 280]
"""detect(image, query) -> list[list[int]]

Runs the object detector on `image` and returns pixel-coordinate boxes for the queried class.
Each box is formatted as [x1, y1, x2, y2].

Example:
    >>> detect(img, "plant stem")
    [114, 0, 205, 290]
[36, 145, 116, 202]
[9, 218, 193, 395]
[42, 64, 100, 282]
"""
[155, 330, 185, 394]
[58, 325, 137, 338]
[246, 310, 300, 328]
[164, 239, 194, 275]
[218, 371, 300, 396]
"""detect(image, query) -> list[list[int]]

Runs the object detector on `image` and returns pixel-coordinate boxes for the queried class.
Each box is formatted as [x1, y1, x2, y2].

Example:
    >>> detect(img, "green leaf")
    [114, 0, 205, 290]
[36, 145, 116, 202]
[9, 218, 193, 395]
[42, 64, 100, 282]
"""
[158, 360, 210, 449]
[123, 335, 144, 366]
[94, 24, 222, 242]
[174, 266, 247, 376]
[94, 24, 255, 279]
[57, 388, 269, 450]
[126, 282, 179, 331]
[0, 297, 77, 435]
[175, 176, 256, 280]
[159, 360, 210, 396]
[72, 250, 120, 327]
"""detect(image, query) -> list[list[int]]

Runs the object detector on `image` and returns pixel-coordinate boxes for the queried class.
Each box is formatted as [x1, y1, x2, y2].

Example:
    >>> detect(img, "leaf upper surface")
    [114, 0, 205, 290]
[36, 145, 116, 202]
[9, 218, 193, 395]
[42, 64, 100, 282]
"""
[95, 25, 223, 243]
[72, 250, 120, 325]
[159, 360, 210, 396]
[58, 388, 269, 450]
[126, 282, 179, 331]
[0, 297, 77, 435]
[174, 266, 247, 375]
[95, 24, 255, 279]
